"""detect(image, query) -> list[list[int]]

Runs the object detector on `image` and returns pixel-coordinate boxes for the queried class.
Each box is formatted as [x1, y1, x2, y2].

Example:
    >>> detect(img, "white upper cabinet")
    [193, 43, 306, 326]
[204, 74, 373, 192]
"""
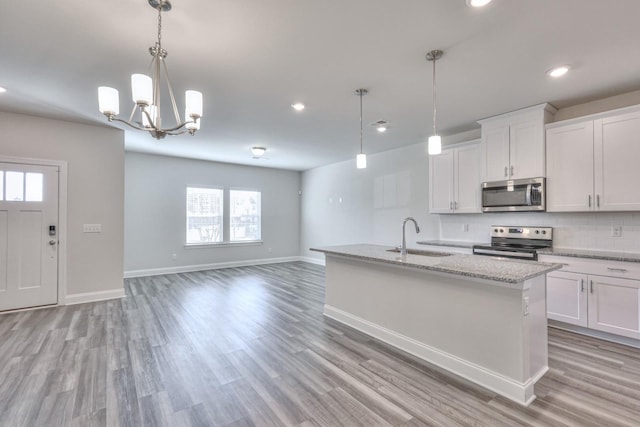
[429, 140, 481, 214]
[547, 105, 640, 212]
[479, 103, 556, 182]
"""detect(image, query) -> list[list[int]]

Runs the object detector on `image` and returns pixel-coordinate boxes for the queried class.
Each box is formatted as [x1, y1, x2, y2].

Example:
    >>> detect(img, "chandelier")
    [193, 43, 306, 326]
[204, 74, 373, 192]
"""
[97, 0, 203, 139]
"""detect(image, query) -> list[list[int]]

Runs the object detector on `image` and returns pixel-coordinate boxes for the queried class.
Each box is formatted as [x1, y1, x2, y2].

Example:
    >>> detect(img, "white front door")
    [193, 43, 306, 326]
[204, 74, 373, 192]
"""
[0, 162, 59, 311]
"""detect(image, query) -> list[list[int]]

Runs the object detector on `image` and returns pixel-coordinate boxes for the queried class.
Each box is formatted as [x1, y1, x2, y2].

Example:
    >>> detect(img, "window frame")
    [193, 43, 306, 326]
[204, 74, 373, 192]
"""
[184, 186, 263, 247]
[185, 186, 225, 246]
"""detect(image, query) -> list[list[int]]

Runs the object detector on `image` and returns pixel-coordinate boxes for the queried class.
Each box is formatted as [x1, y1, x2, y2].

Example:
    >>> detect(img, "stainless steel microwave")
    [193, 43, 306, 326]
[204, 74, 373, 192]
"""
[481, 177, 545, 212]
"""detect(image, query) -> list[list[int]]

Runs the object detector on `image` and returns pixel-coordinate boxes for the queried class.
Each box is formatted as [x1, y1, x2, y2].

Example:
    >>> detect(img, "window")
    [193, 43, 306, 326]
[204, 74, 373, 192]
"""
[186, 187, 223, 244]
[0, 171, 44, 202]
[230, 190, 261, 241]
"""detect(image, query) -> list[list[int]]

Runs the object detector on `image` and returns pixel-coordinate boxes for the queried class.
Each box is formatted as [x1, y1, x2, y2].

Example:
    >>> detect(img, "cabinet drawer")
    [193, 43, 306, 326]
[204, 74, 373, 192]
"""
[538, 254, 640, 280]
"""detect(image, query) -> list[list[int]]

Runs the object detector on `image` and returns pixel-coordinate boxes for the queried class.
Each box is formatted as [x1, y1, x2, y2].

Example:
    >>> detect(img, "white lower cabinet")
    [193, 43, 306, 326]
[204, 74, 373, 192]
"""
[547, 271, 588, 327]
[541, 255, 640, 340]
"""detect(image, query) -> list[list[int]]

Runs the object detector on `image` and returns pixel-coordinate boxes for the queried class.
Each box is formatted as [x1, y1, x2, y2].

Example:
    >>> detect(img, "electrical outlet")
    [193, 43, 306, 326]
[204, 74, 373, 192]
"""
[611, 226, 622, 237]
[171, 253, 177, 260]
[523, 296, 530, 316]
[462, 224, 469, 232]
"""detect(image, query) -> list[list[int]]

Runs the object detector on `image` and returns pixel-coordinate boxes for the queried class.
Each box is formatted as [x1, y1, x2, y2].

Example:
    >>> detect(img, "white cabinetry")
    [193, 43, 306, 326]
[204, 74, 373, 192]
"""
[546, 106, 640, 212]
[429, 140, 480, 214]
[540, 255, 640, 340]
[479, 103, 556, 182]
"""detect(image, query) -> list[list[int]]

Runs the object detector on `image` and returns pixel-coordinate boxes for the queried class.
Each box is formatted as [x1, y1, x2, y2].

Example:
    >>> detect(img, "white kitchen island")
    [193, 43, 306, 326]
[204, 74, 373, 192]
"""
[311, 244, 562, 406]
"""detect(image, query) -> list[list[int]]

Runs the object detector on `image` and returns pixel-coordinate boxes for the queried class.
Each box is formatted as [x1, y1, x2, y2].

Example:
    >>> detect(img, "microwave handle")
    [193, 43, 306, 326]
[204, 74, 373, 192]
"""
[525, 184, 532, 205]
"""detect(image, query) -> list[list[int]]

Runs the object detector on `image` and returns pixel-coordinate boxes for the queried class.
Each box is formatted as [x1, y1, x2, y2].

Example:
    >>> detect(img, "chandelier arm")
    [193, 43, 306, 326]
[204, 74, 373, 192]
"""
[162, 59, 182, 125]
[128, 103, 138, 123]
[109, 116, 154, 132]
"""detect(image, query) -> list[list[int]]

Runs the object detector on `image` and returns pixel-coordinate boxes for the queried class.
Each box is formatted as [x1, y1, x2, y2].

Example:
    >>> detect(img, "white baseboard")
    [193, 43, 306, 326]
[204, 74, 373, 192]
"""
[124, 256, 305, 278]
[65, 288, 126, 305]
[324, 304, 540, 406]
[299, 256, 325, 266]
[549, 320, 640, 349]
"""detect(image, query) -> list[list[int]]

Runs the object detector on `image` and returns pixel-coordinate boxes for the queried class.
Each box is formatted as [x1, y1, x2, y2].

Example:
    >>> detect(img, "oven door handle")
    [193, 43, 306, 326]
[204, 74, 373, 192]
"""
[473, 247, 537, 260]
[525, 184, 532, 206]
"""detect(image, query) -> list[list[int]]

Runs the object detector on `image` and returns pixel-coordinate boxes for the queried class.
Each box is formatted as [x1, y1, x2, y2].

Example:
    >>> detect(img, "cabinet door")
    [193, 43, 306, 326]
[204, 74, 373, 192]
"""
[429, 150, 453, 213]
[510, 119, 545, 179]
[588, 275, 640, 339]
[595, 111, 640, 211]
[454, 143, 481, 213]
[481, 123, 510, 182]
[546, 121, 594, 212]
[547, 271, 588, 327]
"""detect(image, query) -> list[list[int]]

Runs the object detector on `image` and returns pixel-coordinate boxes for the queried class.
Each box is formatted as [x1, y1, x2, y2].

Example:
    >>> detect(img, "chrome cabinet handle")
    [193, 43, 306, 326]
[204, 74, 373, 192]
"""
[607, 267, 628, 273]
[450, 201, 453, 211]
[454, 201, 458, 210]
[590, 280, 594, 294]
[588, 195, 592, 208]
[580, 279, 584, 292]
[504, 166, 508, 177]
[510, 165, 514, 177]
[597, 194, 600, 208]
[49, 240, 57, 246]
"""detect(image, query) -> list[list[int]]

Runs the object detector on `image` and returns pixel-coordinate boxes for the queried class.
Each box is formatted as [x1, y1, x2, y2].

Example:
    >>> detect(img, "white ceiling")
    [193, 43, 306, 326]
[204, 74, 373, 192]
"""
[1, 0, 640, 171]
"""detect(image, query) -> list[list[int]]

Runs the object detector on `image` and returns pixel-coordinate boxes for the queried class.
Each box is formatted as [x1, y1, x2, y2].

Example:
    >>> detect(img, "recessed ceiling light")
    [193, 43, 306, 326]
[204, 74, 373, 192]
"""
[291, 103, 305, 111]
[466, 0, 492, 8]
[547, 65, 570, 78]
[0, 86, 6, 94]
[251, 147, 266, 157]
[377, 126, 387, 133]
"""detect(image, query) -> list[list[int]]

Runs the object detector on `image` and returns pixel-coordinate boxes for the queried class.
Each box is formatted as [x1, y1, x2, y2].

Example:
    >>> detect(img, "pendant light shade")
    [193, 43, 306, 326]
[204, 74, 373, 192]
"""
[355, 88, 368, 169]
[426, 50, 443, 156]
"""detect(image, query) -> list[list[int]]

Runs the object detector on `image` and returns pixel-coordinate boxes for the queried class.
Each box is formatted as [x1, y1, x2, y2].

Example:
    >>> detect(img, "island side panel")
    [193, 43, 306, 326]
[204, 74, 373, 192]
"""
[525, 274, 548, 381]
[324, 255, 530, 382]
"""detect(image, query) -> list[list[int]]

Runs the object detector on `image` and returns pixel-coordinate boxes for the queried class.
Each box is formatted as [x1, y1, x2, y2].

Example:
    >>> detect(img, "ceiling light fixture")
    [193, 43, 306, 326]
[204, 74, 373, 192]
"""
[251, 147, 267, 157]
[0, 86, 6, 94]
[466, 0, 492, 7]
[355, 89, 368, 169]
[377, 126, 387, 133]
[97, 0, 203, 139]
[291, 103, 305, 111]
[547, 65, 570, 78]
[426, 49, 443, 155]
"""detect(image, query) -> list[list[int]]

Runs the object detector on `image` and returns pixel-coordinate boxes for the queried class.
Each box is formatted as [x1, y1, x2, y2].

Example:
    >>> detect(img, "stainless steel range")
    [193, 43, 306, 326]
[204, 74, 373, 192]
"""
[472, 226, 552, 261]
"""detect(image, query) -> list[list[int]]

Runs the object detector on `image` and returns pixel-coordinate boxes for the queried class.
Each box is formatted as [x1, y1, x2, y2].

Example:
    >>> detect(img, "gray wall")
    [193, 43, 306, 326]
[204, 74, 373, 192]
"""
[300, 142, 441, 261]
[0, 112, 125, 297]
[124, 152, 301, 274]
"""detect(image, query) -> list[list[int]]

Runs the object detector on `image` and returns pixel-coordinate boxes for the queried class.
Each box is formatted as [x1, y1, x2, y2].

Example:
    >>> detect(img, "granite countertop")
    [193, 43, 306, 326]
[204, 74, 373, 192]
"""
[416, 240, 484, 249]
[310, 244, 562, 286]
[538, 248, 640, 263]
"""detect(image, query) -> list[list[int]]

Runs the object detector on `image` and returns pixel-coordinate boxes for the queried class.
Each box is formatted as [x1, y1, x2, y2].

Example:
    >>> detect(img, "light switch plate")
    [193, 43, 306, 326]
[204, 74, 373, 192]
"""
[611, 226, 622, 238]
[83, 224, 102, 233]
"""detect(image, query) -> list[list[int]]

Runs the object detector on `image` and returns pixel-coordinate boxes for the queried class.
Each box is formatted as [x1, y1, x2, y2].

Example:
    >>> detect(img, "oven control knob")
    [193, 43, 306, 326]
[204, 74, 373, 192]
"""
[542, 230, 546, 234]
[535, 230, 540, 234]
[499, 228, 504, 233]
[494, 228, 499, 233]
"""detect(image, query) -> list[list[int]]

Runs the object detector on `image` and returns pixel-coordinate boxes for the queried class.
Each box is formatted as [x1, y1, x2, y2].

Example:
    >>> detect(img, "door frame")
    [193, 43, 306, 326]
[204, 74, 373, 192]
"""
[0, 155, 68, 306]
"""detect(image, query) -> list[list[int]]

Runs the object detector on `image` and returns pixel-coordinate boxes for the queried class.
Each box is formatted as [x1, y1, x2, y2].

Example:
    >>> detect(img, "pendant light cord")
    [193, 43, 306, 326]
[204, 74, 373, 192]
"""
[359, 91, 364, 154]
[432, 57, 437, 136]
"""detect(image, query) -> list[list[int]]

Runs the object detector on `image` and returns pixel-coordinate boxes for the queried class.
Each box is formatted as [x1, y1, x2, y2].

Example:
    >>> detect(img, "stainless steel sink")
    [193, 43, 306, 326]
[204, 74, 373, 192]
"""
[386, 248, 453, 257]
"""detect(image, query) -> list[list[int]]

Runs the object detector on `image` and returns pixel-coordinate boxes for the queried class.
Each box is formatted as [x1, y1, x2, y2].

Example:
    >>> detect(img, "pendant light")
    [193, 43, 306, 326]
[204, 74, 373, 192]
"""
[426, 50, 443, 155]
[355, 88, 368, 169]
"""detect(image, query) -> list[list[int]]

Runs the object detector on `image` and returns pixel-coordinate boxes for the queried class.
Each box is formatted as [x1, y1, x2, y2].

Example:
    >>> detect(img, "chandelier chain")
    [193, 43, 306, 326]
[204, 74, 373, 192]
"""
[157, 4, 163, 50]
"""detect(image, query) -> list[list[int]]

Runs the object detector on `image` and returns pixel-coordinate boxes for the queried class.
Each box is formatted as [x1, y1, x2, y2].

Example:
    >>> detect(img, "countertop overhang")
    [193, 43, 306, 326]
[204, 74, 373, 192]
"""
[311, 244, 562, 286]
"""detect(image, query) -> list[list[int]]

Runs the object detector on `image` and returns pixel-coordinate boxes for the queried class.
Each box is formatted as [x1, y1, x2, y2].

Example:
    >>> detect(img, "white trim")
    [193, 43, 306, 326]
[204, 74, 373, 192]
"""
[549, 320, 640, 349]
[124, 256, 302, 278]
[299, 256, 325, 266]
[0, 155, 68, 307]
[324, 304, 542, 406]
[64, 288, 125, 305]
[184, 241, 263, 249]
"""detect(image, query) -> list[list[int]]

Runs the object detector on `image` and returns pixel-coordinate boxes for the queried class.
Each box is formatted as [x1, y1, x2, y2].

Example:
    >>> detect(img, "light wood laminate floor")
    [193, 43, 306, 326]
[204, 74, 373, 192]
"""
[1, 262, 640, 426]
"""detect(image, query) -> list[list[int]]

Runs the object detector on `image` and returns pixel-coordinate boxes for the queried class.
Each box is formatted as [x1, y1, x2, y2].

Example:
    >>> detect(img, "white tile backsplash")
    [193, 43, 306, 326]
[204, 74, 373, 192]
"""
[438, 212, 640, 252]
